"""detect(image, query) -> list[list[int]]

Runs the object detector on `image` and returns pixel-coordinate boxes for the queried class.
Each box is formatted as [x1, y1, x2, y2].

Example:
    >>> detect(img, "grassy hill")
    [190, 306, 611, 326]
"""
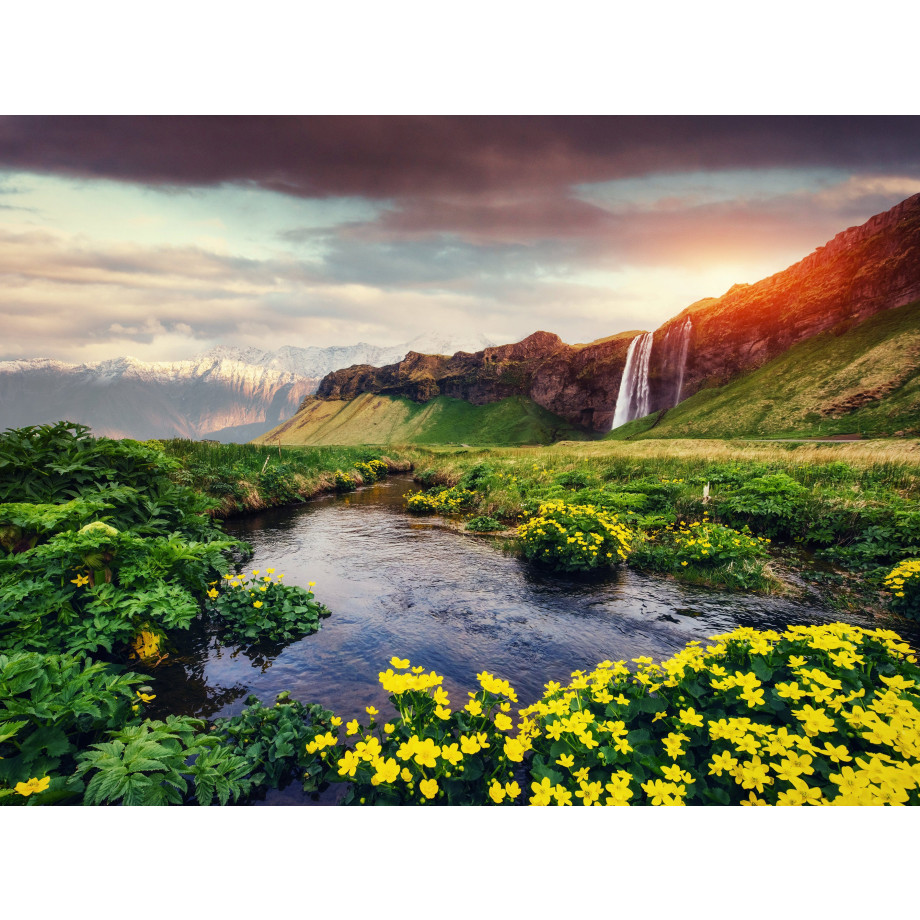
[609, 298, 920, 440]
[255, 393, 590, 446]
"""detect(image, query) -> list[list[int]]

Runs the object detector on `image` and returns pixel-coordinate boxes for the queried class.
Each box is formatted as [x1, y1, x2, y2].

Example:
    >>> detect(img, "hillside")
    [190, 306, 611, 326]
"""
[608, 298, 920, 440]
[255, 393, 589, 446]
[308, 193, 920, 435]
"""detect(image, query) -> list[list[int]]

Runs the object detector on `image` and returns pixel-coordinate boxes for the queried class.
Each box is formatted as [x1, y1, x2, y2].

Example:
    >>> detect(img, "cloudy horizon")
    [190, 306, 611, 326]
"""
[2, 115, 919, 365]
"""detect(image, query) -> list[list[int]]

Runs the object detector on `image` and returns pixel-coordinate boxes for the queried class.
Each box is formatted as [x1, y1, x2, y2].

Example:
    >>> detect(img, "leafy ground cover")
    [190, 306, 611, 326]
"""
[4, 425, 920, 805]
[405, 438, 920, 612]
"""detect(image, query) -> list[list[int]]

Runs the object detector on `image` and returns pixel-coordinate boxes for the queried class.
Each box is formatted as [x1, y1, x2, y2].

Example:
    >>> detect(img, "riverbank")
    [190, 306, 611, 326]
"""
[156, 439, 414, 518]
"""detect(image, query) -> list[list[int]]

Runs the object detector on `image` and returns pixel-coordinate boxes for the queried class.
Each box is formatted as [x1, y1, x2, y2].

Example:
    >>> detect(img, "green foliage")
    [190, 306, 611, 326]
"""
[717, 473, 812, 538]
[207, 571, 330, 645]
[211, 692, 336, 791]
[0, 422, 215, 539]
[0, 651, 145, 799]
[457, 462, 494, 491]
[629, 517, 775, 592]
[466, 516, 505, 532]
[517, 500, 633, 572]
[74, 715, 254, 805]
[0, 524, 233, 656]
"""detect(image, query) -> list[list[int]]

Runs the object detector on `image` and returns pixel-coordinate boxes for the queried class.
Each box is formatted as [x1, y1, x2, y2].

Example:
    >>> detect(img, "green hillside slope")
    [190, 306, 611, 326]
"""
[255, 394, 590, 446]
[609, 298, 920, 440]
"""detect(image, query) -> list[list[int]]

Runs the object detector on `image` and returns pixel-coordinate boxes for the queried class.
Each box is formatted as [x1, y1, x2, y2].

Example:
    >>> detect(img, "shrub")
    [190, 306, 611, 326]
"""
[717, 472, 811, 539]
[0, 652, 147, 803]
[517, 500, 633, 572]
[333, 470, 357, 493]
[406, 487, 476, 515]
[884, 559, 920, 620]
[74, 715, 254, 806]
[354, 459, 389, 484]
[630, 517, 774, 592]
[207, 570, 330, 644]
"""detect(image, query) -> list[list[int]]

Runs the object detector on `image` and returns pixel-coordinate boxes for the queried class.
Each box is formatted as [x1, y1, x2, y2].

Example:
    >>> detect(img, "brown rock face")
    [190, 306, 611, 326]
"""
[644, 192, 920, 415]
[313, 193, 920, 433]
[313, 330, 639, 433]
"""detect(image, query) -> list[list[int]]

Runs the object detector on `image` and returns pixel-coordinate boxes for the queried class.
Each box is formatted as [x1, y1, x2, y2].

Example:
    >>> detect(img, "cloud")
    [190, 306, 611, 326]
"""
[3, 116, 920, 200]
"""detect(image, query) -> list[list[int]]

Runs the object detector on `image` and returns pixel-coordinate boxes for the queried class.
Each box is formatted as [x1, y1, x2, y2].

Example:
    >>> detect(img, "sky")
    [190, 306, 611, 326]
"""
[2, 115, 919, 365]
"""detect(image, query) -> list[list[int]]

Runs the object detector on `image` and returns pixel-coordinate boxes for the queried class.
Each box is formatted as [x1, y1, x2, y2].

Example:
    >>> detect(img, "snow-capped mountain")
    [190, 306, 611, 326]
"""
[0, 332, 497, 442]
[197, 331, 496, 379]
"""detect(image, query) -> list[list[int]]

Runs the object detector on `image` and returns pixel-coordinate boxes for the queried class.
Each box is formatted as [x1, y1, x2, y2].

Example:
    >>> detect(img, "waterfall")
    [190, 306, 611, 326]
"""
[673, 317, 692, 405]
[611, 332, 654, 428]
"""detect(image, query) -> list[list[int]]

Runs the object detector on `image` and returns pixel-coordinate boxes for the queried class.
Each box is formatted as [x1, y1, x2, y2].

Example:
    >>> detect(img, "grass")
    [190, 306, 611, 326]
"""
[157, 439, 413, 517]
[254, 393, 590, 447]
[609, 298, 920, 441]
[402, 437, 920, 607]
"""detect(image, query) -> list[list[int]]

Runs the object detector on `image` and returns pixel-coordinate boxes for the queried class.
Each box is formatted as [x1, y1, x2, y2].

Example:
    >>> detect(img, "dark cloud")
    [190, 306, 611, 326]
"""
[2, 116, 920, 199]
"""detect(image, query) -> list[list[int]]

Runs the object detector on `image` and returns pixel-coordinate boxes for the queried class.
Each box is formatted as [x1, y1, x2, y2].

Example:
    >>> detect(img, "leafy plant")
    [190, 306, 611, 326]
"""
[207, 570, 330, 644]
[520, 623, 920, 805]
[211, 692, 336, 791]
[74, 715, 254, 805]
[466, 516, 504, 532]
[334, 470, 357, 493]
[0, 651, 146, 800]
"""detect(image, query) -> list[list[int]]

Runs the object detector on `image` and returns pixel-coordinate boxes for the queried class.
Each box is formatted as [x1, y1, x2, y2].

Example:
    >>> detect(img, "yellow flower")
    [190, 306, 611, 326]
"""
[71, 574, 90, 587]
[390, 657, 410, 669]
[337, 750, 360, 777]
[345, 719, 359, 736]
[331, 716, 343, 727]
[419, 778, 439, 800]
[494, 713, 513, 732]
[207, 587, 219, 599]
[15, 776, 50, 796]
[135, 690, 156, 703]
[253, 600, 263, 609]
[505, 781, 522, 799]
[383, 723, 395, 734]
[556, 753, 575, 769]
[489, 780, 506, 804]
[365, 706, 379, 718]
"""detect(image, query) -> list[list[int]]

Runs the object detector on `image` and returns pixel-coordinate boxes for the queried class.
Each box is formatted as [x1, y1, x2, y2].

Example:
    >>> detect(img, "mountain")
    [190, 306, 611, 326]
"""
[302, 193, 920, 437]
[0, 332, 497, 441]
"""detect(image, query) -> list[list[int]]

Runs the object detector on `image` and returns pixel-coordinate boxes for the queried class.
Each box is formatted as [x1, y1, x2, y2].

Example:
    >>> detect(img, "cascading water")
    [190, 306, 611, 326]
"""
[673, 317, 692, 405]
[611, 332, 654, 428]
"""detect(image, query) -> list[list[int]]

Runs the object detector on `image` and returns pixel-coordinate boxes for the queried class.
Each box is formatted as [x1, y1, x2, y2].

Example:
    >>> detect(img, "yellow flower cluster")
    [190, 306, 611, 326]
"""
[517, 500, 633, 571]
[406, 487, 476, 515]
[884, 558, 920, 601]
[521, 623, 920, 805]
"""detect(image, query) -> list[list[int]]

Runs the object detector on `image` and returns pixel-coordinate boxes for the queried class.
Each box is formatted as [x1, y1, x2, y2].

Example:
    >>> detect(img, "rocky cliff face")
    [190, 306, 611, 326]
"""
[312, 193, 920, 432]
[642, 192, 920, 417]
[315, 330, 640, 432]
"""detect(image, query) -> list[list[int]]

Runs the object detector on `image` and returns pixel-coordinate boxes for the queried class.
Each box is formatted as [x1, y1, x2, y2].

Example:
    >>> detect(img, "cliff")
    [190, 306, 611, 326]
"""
[309, 193, 920, 433]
